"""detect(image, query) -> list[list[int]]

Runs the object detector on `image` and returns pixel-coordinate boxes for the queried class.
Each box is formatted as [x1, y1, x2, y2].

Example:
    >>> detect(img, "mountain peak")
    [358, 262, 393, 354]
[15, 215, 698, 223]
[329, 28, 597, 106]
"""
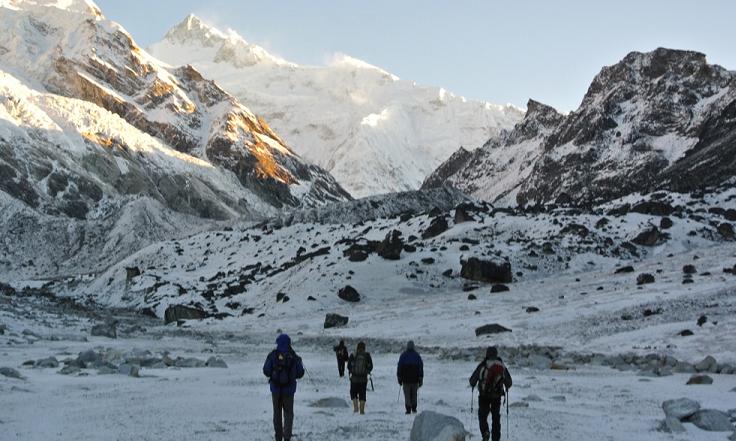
[164, 13, 226, 46]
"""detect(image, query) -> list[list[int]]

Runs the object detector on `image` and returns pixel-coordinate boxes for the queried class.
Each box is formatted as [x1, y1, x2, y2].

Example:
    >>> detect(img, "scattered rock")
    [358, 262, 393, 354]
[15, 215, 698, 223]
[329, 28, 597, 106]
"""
[718, 223, 735, 241]
[309, 397, 350, 408]
[59, 365, 80, 375]
[422, 216, 449, 239]
[510, 401, 530, 408]
[695, 356, 717, 373]
[679, 329, 694, 337]
[475, 324, 512, 336]
[660, 217, 674, 229]
[0, 367, 24, 380]
[636, 273, 655, 285]
[90, 322, 117, 339]
[324, 313, 349, 329]
[76, 350, 101, 367]
[490, 284, 510, 293]
[631, 201, 674, 216]
[467, 294, 477, 300]
[525, 306, 540, 313]
[174, 357, 206, 368]
[164, 305, 207, 325]
[697, 315, 707, 327]
[377, 230, 403, 260]
[632, 227, 661, 246]
[658, 417, 686, 433]
[460, 258, 512, 284]
[662, 398, 700, 420]
[614, 266, 635, 274]
[442, 269, 453, 278]
[683, 264, 697, 275]
[205, 357, 228, 368]
[409, 411, 467, 441]
[118, 364, 140, 377]
[338, 286, 360, 303]
[687, 374, 714, 385]
[348, 250, 368, 262]
[523, 394, 543, 402]
[687, 409, 734, 431]
[35, 357, 59, 368]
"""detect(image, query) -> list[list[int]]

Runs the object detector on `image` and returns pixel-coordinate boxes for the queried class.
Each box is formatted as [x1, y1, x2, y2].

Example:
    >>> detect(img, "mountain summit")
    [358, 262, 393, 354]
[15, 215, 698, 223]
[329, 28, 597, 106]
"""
[150, 15, 523, 197]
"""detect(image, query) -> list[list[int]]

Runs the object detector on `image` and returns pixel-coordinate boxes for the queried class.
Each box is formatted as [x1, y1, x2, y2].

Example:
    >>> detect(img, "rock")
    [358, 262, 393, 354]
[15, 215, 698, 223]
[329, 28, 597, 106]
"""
[549, 361, 570, 370]
[324, 313, 349, 329]
[660, 217, 674, 229]
[662, 398, 700, 420]
[718, 223, 735, 240]
[0, 324, 6, 335]
[442, 269, 453, 278]
[205, 357, 228, 368]
[467, 294, 477, 300]
[631, 201, 674, 216]
[475, 324, 512, 336]
[454, 207, 473, 224]
[59, 365, 80, 375]
[421, 257, 435, 265]
[118, 363, 140, 377]
[338, 285, 360, 302]
[164, 305, 207, 325]
[679, 329, 694, 337]
[461, 258, 512, 284]
[632, 227, 661, 246]
[348, 250, 369, 262]
[76, 350, 101, 367]
[97, 366, 118, 375]
[683, 264, 697, 275]
[687, 374, 714, 385]
[695, 355, 717, 372]
[523, 394, 543, 402]
[614, 266, 635, 274]
[377, 230, 403, 260]
[509, 401, 530, 408]
[673, 362, 695, 373]
[697, 315, 707, 327]
[174, 357, 206, 368]
[409, 411, 467, 441]
[422, 216, 449, 239]
[0, 367, 24, 380]
[90, 322, 117, 339]
[525, 306, 540, 313]
[658, 417, 686, 433]
[35, 357, 59, 368]
[687, 409, 734, 431]
[636, 273, 655, 285]
[309, 397, 350, 408]
[490, 284, 510, 293]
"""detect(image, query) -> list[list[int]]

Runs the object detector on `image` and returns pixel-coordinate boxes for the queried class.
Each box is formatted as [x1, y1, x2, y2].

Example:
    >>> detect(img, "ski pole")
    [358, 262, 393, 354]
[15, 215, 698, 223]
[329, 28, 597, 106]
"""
[397, 384, 401, 403]
[506, 387, 510, 440]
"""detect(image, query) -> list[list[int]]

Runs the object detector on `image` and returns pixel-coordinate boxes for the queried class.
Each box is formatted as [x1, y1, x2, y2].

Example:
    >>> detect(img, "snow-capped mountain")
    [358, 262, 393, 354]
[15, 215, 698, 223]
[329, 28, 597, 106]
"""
[148, 15, 523, 198]
[0, 0, 350, 223]
[424, 48, 736, 206]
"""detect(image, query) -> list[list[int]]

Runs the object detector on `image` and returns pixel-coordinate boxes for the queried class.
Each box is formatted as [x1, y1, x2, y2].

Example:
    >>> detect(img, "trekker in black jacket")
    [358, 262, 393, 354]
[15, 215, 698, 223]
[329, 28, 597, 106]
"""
[397, 340, 423, 414]
[347, 341, 373, 414]
[333, 340, 349, 377]
[469, 346, 512, 441]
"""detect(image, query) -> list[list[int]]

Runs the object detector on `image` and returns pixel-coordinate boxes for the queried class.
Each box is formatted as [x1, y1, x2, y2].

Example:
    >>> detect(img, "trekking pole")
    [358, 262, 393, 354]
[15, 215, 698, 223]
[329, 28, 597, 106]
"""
[304, 367, 319, 393]
[397, 384, 401, 403]
[469, 386, 474, 431]
[369, 374, 375, 392]
[506, 387, 510, 440]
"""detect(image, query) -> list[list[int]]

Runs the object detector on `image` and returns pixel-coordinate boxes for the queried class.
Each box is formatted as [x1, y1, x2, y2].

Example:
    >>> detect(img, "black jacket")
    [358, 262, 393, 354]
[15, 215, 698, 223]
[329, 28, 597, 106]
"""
[334, 344, 349, 363]
[348, 352, 373, 383]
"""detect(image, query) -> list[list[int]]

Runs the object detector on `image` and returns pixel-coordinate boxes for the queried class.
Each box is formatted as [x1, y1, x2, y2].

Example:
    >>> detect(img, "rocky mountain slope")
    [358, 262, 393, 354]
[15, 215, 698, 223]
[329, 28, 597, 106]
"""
[0, 0, 349, 222]
[148, 15, 523, 197]
[424, 48, 736, 206]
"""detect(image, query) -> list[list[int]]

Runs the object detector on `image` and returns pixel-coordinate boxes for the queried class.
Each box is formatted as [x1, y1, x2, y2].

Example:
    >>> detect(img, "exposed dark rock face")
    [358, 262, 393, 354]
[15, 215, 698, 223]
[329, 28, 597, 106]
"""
[424, 48, 736, 205]
[164, 305, 207, 324]
[460, 258, 513, 284]
[632, 227, 662, 246]
[377, 230, 404, 260]
[338, 285, 360, 302]
[422, 216, 449, 239]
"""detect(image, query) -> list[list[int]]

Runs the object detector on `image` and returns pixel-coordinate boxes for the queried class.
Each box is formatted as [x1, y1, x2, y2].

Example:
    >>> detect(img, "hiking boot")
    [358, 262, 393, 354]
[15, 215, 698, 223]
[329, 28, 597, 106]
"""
[411, 407, 417, 413]
[352, 399, 359, 413]
[405, 407, 411, 414]
[359, 400, 366, 415]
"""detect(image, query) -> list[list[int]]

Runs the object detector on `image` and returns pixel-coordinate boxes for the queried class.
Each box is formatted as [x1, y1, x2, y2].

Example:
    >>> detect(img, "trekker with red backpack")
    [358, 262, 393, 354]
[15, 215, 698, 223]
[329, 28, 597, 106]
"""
[263, 334, 305, 441]
[469, 346, 513, 441]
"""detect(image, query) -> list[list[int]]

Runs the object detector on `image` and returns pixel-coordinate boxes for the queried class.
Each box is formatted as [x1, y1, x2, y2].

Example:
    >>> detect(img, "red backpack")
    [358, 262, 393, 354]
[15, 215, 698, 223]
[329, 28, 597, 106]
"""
[479, 359, 506, 398]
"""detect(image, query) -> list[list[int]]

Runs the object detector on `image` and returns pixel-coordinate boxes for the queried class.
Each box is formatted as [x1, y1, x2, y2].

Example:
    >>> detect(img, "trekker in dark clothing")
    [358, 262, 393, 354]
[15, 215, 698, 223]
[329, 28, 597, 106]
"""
[333, 340, 349, 377]
[263, 334, 305, 441]
[469, 346, 512, 441]
[347, 341, 373, 414]
[397, 340, 423, 414]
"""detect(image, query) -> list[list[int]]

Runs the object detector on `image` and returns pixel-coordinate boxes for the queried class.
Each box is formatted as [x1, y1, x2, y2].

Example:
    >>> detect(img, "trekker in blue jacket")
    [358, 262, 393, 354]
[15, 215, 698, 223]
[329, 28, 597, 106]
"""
[263, 334, 305, 441]
[397, 340, 424, 414]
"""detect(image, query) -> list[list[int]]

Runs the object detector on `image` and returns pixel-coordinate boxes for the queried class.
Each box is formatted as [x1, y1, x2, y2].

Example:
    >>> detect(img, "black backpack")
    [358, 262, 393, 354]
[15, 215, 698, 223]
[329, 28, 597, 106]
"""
[271, 351, 295, 387]
[353, 353, 368, 376]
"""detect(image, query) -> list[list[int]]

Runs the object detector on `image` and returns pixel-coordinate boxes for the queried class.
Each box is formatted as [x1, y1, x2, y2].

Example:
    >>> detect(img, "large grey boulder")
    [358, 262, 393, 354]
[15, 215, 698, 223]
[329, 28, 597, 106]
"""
[338, 285, 360, 302]
[90, 322, 117, 339]
[687, 374, 714, 385]
[174, 357, 206, 368]
[658, 417, 686, 433]
[410, 411, 467, 441]
[461, 258, 512, 284]
[324, 313, 349, 329]
[206, 357, 228, 368]
[662, 398, 700, 420]
[686, 409, 734, 432]
[35, 357, 60, 368]
[475, 324, 512, 336]
[0, 367, 24, 380]
[76, 350, 101, 367]
[164, 305, 207, 325]
[118, 363, 140, 377]
[695, 355, 717, 372]
[309, 397, 350, 408]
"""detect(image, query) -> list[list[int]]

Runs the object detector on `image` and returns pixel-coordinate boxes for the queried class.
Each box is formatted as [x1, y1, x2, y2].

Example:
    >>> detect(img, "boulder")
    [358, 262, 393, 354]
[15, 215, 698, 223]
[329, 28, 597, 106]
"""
[461, 258, 512, 284]
[309, 397, 350, 408]
[631, 201, 674, 216]
[76, 350, 101, 367]
[118, 363, 140, 377]
[0, 367, 24, 380]
[422, 216, 449, 239]
[662, 398, 700, 420]
[614, 266, 635, 274]
[636, 273, 655, 285]
[324, 313, 349, 329]
[174, 357, 206, 368]
[525, 306, 540, 313]
[35, 357, 59, 368]
[683, 264, 697, 275]
[660, 217, 674, 229]
[687, 374, 714, 385]
[377, 230, 403, 260]
[490, 284, 510, 293]
[409, 411, 467, 441]
[631, 227, 661, 246]
[90, 322, 117, 339]
[475, 324, 512, 336]
[205, 357, 228, 368]
[686, 409, 734, 432]
[658, 417, 686, 433]
[718, 222, 735, 240]
[454, 207, 473, 224]
[348, 250, 368, 262]
[338, 286, 360, 303]
[59, 365, 80, 375]
[695, 355, 717, 372]
[164, 305, 207, 324]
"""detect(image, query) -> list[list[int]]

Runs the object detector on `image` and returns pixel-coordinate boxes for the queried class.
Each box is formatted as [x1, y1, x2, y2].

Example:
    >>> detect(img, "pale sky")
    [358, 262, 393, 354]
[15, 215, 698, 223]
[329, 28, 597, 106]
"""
[96, 0, 736, 112]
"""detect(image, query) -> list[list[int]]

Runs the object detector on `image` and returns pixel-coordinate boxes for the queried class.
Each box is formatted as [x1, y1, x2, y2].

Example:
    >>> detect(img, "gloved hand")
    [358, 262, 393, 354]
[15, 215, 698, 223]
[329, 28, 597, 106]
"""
[418, 379, 423, 388]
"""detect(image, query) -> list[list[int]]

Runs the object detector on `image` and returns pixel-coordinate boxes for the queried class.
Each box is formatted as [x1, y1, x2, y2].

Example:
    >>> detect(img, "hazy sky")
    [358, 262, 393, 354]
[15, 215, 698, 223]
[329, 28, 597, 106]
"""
[96, 0, 736, 112]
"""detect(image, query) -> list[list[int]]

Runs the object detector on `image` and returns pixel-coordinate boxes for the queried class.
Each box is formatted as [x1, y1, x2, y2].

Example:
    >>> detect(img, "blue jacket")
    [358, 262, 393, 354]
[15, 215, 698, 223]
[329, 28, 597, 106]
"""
[263, 334, 305, 395]
[397, 349, 424, 384]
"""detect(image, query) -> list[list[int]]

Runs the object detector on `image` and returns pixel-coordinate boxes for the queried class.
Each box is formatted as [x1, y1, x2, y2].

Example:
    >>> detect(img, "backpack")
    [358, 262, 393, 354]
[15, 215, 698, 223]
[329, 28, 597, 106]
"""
[478, 359, 506, 398]
[353, 353, 368, 376]
[271, 351, 295, 387]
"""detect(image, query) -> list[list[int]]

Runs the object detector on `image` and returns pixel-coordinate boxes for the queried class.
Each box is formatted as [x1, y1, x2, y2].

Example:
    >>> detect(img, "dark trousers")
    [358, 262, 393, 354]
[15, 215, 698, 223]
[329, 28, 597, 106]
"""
[478, 396, 502, 441]
[337, 360, 346, 377]
[350, 381, 367, 401]
[272, 392, 294, 441]
[403, 383, 419, 411]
